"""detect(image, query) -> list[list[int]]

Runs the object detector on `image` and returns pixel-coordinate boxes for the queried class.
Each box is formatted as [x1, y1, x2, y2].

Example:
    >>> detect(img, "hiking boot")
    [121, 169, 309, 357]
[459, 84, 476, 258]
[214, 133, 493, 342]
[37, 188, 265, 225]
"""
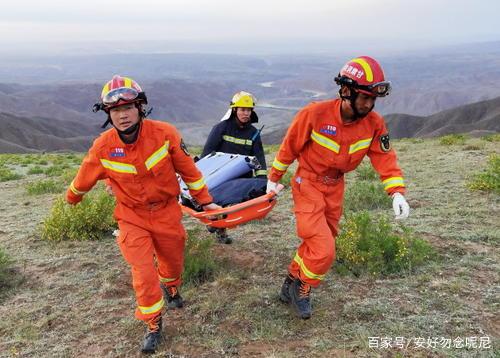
[289, 279, 312, 319]
[161, 285, 184, 309]
[207, 226, 217, 234]
[141, 313, 163, 354]
[279, 273, 295, 304]
[215, 228, 233, 244]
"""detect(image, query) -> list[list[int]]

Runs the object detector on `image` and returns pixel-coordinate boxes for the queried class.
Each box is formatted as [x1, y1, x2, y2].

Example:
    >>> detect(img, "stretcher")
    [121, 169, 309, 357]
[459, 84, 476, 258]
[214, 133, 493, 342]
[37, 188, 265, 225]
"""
[181, 190, 279, 229]
[179, 152, 282, 229]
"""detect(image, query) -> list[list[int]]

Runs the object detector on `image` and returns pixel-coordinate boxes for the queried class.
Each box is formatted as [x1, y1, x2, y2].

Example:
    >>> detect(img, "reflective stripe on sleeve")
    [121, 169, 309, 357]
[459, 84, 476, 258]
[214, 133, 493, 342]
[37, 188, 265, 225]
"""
[272, 158, 289, 172]
[69, 180, 87, 196]
[186, 177, 206, 191]
[382, 176, 405, 190]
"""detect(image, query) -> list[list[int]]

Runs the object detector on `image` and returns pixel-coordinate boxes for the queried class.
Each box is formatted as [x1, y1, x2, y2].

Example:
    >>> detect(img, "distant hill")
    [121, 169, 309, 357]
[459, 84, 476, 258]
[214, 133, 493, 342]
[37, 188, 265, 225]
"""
[0, 112, 95, 152]
[385, 95, 500, 138]
[2, 94, 499, 152]
[2, 43, 500, 151]
[262, 96, 500, 144]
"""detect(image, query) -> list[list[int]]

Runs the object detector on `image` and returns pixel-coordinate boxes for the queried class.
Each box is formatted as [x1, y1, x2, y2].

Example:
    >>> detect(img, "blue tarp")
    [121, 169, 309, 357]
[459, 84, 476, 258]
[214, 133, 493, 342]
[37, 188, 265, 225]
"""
[179, 152, 265, 209]
[209, 177, 267, 207]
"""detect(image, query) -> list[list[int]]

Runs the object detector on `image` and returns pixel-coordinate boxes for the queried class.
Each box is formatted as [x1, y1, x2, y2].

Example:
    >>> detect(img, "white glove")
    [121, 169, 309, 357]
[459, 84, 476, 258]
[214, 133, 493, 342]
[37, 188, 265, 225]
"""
[266, 180, 279, 194]
[392, 192, 410, 220]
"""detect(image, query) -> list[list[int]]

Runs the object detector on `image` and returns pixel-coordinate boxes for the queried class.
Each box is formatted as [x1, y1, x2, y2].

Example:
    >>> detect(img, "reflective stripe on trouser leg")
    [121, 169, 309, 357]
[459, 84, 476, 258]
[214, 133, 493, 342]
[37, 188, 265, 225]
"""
[116, 221, 164, 321]
[287, 176, 344, 287]
[150, 202, 187, 288]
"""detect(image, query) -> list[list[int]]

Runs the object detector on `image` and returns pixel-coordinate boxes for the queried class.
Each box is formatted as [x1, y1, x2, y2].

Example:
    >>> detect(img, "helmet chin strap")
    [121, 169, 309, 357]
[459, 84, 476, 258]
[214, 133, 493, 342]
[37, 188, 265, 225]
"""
[114, 121, 142, 144]
[116, 121, 140, 135]
[340, 88, 374, 121]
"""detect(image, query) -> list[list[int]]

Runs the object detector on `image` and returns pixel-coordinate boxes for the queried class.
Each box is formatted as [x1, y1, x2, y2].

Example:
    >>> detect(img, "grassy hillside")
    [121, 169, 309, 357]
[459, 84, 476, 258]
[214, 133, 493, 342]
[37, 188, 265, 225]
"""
[0, 137, 498, 357]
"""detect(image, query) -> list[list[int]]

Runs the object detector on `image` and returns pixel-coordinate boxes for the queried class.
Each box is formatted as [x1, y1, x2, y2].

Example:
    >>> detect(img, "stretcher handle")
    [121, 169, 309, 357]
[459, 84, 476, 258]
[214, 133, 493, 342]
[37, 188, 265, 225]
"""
[181, 184, 284, 218]
[195, 191, 277, 218]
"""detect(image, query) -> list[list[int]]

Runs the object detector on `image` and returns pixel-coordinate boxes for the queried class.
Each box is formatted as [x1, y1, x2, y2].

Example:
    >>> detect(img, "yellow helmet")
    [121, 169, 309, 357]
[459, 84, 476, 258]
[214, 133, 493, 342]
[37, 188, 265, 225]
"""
[230, 91, 256, 108]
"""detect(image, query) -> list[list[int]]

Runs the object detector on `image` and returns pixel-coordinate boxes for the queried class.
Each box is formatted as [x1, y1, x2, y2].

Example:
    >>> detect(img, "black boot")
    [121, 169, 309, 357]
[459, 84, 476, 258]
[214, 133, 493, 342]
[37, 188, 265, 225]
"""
[161, 285, 184, 309]
[141, 313, 163, 354]
[207, 226, 217, 234]
[289, 279, 312, 319]
[215, 228, 233, 244]
[279, 273, 295, 304]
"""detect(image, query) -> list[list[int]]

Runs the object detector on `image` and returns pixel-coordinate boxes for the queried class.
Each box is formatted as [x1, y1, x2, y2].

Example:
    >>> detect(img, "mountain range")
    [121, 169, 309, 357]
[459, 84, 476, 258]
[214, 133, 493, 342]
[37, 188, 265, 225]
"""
[0, 42, 499, 152]
[261, 95, 500, 144]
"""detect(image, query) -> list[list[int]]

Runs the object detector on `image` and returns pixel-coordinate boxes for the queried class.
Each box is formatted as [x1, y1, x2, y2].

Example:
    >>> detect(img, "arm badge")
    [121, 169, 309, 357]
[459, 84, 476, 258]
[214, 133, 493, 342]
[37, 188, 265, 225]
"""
[380, 134, 391, 152]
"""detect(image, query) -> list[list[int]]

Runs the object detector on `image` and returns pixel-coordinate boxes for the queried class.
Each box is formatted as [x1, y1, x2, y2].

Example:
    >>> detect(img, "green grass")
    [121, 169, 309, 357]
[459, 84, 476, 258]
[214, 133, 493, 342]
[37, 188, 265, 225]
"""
[40, 189, 116, 241]
[468, 153, 500, 194]
[25, 179, 65, 195]
[439, 133, 468, 145]
[0, 140, 498, 357]
[44, 164, 70, 177]
[183, 228, 219, 286]
[27, 166, 45, 175]
[481, 133, 500, 142]
[0, 247, 14, 292]
[336, 211, 435, 276]
[0, 166, 23, 182]
[344, 180, 391, 212]
[354, 162, 379, 181]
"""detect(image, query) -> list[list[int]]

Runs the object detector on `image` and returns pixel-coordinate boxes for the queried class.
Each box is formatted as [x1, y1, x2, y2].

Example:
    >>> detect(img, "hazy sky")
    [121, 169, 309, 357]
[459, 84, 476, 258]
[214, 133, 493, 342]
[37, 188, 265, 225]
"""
[1, 0, 499, 54]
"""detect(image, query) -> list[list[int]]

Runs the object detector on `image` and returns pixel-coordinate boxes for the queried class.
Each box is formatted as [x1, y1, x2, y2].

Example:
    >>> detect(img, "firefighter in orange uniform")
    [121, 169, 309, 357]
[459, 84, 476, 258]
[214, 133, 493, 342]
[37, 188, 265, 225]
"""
[266, 56, 410, 319]
[66, 75, 220, 353]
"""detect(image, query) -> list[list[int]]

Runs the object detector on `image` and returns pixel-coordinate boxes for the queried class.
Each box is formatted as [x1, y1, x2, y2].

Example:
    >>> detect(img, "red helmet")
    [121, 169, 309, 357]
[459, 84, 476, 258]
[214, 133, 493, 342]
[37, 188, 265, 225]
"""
[334, 56, 391, 97]
[95, 75, 148, 112]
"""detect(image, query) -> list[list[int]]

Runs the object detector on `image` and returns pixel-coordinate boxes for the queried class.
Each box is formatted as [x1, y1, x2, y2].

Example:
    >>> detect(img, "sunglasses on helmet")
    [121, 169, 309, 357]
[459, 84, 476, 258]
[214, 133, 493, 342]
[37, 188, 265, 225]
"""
[102, 87, 140, 106]
[335, 75, 391, 97]
[360, 81, 391, 97]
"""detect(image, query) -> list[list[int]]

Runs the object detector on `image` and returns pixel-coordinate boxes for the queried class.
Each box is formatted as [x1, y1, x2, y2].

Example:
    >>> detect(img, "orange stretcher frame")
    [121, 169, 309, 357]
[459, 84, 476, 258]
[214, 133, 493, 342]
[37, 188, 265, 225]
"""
[181, 191, 278, 229]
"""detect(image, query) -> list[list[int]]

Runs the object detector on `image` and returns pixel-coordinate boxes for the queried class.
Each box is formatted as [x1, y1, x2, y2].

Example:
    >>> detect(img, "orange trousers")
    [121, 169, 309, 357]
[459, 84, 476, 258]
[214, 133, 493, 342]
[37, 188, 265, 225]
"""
[115, 200, 186, 321]
[288, 174, 344, 287]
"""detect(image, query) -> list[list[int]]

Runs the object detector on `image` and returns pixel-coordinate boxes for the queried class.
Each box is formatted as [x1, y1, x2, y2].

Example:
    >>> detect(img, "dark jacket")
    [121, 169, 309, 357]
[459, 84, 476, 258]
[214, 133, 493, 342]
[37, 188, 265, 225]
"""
[201, 118, 267, 177]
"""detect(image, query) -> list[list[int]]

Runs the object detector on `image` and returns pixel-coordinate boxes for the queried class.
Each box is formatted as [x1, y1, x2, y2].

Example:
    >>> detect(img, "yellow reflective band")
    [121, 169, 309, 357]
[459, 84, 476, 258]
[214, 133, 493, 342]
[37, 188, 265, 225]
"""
[101, 83, 110, 98]
[138, 297, 164, 315]
[186, 177, 206, 191]
[352, 58, 374, 82]
[293, 253, 325, 281]
[145, 141, 170, 170]
[222, 135, 252, 146]
[255, 169, 267, 176]
[124, 77, 132, 88]
[69, 181, 87, 196]
[272, 158, 289, 172]
[349, 138, 372, 154]
[382, 176, 405, 190]
[100, 159, 137, 174]
[159, 277, 176, 283]
[311, 130, 340, 154]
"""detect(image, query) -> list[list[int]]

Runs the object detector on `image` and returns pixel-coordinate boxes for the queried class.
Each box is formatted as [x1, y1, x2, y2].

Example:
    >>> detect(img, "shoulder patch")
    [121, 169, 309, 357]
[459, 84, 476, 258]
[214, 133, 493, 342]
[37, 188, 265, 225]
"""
[180, 139, 190, 156]
[380, 134, 391, 152]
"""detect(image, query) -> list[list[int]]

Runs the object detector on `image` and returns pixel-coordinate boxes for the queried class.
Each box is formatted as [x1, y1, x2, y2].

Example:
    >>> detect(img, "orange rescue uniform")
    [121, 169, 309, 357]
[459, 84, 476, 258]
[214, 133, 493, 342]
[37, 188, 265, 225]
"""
[66, 119, 212, 321]
[269, 99, 405, 287]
